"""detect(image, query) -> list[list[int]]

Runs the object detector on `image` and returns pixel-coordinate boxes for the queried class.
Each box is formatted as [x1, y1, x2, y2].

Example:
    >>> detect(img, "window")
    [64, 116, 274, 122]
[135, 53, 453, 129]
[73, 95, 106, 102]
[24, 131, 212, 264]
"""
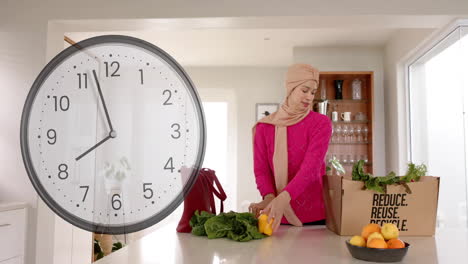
[408, 25, 468, 229]
[202, 102, 228, 190]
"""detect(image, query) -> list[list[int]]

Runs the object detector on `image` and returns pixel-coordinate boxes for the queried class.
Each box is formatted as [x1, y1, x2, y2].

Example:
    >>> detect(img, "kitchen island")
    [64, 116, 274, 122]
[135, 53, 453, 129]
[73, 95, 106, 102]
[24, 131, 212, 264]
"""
[95, 222, 467, 263]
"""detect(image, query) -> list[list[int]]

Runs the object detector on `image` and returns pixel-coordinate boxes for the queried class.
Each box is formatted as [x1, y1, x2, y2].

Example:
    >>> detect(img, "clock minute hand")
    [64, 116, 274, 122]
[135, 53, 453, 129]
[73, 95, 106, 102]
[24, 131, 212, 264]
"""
[92, 70, 114, 132]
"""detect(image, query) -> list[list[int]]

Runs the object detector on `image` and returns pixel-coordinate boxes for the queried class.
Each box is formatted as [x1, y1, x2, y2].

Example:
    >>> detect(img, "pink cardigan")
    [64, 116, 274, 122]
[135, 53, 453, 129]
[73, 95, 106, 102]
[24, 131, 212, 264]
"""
[254, 111, 332, 224]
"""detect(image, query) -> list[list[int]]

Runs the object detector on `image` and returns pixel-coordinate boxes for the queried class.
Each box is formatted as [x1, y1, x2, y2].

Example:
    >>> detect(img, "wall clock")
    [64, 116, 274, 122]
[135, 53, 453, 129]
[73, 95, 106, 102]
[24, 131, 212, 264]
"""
[21, 35, 206, 234]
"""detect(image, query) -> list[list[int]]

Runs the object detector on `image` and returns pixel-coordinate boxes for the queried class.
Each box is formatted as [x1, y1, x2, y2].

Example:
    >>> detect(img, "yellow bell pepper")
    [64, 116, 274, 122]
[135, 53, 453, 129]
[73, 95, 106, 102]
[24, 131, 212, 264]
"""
[258, 214, 274, 236]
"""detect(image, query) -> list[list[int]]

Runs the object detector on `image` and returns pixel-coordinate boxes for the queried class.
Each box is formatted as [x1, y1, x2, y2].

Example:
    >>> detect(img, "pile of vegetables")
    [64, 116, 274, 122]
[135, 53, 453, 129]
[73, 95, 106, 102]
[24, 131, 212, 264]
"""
[190, 210, 266, 242]
[352, 160, 427, 194]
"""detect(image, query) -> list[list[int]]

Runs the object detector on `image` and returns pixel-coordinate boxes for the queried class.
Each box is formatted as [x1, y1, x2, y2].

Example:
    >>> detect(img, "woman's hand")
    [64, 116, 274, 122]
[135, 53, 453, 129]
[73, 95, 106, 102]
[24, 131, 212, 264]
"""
[249, 194, 275, 218]
[262, 191, 292, 232]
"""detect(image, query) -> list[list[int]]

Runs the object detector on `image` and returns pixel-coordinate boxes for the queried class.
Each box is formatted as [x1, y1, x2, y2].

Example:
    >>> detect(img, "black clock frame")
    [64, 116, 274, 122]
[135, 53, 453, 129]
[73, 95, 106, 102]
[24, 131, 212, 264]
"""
[20, 35, 206, 234]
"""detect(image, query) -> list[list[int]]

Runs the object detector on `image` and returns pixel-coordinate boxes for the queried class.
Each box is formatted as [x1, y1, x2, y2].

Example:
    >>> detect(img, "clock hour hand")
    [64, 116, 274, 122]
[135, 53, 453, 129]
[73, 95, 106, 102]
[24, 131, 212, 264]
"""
[92, 70, 114, 132]
[75, 132, 116, 161]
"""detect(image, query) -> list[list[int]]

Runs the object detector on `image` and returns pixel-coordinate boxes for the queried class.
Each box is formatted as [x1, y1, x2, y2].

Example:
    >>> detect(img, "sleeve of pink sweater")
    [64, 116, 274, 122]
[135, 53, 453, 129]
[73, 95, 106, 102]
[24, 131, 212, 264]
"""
[253, 124, 276, 197]
[284, 117, 332, 200]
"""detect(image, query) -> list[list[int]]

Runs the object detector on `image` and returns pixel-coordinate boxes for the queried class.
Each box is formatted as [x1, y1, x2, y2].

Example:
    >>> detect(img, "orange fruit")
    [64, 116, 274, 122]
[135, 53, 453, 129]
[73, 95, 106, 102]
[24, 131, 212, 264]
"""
[361, 223, 381, 240]
[387, 238, 405, 249]
[366, 232, 385, 247]
[367, 238, 388, 249]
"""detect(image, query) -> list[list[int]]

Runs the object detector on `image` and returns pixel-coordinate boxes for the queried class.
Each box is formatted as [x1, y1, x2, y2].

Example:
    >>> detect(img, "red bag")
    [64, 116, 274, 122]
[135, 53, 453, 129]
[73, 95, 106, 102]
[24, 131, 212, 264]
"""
[176, 168, 227, 232]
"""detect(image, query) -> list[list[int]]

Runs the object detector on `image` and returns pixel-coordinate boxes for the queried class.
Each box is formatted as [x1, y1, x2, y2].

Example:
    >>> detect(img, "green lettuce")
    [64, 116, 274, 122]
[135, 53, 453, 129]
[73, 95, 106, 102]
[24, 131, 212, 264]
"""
[190, 210, 215, 236]
[190, 210, 266, 242]
[351, 161, 427, 193]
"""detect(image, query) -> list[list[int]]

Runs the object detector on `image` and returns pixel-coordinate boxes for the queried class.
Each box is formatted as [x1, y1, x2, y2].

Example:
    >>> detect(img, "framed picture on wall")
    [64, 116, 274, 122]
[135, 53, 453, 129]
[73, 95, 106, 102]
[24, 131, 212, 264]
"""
[256, 103, 279, 121]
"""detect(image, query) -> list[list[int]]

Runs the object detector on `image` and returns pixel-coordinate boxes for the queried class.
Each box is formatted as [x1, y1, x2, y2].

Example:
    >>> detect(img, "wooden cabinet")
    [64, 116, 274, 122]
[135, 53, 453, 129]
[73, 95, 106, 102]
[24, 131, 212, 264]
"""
[316, 71, 374, 177]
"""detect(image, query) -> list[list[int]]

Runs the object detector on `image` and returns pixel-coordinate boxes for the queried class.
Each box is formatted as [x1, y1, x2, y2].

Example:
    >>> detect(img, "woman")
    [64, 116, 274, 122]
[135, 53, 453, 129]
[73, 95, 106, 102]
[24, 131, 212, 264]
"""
[249, 63, 332, 232]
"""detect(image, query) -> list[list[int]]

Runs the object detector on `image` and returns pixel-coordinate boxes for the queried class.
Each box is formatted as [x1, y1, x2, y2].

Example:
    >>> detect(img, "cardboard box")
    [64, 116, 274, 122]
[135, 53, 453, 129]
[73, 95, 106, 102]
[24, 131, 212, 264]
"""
[323, 175, 440, 236]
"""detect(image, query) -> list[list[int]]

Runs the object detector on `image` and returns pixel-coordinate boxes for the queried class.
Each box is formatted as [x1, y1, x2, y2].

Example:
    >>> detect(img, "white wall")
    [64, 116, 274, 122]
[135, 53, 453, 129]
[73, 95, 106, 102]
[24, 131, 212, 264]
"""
[383, 29, 435, 174]
[293, 47, 386, 175]
[0, 31, 47, 264]
[2, 1, 468, 263]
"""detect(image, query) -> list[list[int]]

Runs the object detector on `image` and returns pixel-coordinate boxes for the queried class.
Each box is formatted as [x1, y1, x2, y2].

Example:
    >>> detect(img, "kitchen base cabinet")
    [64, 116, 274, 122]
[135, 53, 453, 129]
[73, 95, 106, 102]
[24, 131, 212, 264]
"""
[0, 203, 27, 264]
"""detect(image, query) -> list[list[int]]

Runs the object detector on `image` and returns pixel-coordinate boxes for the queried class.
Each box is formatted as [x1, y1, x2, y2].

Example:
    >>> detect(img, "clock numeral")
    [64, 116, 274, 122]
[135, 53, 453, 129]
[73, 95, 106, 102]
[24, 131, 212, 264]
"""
[80, 185, 89, 202]
[52, 95, 70, 112]
[171, 123, 181, 139]
[164, 157, 175, 173]
[104, 61, 120, 77]
[77, 73, 88, 89]
[58, 163, 68, 180]
[163, 90, 172, 105]
[143, 183, 153, 199]
[47, 129, 56, 145]
[139, 69, 144, 84]
[112, 194, 122, 210]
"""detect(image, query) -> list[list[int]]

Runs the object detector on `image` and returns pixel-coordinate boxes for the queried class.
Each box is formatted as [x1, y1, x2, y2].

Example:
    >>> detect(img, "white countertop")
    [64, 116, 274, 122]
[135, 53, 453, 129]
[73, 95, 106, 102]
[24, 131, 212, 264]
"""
[95, 222, 467, 264]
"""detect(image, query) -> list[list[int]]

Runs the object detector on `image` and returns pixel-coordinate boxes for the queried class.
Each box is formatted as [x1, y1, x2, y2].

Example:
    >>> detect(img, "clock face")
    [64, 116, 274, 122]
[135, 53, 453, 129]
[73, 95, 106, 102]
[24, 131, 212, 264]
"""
[21, 35, 205, 234]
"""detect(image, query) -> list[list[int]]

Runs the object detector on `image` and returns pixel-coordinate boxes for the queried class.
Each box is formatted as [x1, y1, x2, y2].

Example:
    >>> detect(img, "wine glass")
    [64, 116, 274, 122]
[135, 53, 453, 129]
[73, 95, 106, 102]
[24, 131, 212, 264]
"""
[349, 126, 355, 143]
[335, 125, 342, 143]
[343, 125, 349, 143]
[331, 125, 335, 143]
[356, 126, 362, 142]
[363, 126, 369, 143]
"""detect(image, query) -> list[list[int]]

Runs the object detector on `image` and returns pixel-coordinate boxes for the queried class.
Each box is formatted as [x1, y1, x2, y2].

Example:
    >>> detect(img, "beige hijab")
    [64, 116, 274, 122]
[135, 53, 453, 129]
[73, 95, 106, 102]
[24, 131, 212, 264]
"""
[253, 63, 319, 225]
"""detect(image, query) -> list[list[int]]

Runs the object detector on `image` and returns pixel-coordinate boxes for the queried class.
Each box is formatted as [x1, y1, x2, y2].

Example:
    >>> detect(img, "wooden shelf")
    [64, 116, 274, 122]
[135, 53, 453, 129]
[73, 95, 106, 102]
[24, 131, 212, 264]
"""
[330, 142, 371, 145]
[332, 120, 370, 124]
[341, 162, 373, 166]
[314, 99, 369, 103]
[320, 71, 374, 178]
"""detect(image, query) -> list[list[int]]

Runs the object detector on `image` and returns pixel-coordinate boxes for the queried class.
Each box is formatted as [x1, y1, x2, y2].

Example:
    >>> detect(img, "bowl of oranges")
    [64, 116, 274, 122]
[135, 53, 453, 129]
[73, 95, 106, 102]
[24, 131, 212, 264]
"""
[345, 223, 410, 262]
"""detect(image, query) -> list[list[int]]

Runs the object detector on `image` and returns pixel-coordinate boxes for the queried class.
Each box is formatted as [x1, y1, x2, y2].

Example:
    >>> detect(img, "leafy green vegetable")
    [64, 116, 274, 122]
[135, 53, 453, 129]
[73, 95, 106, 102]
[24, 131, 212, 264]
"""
[351, 161, 427, 193]
[94, 239, 103, 260]
[352, 160, 370, 181]
[204, 213, 233, 239]
[400, 163, 427, 183]
[227, 212, 265, 242]
[93, 238, 124, 260]
[329, 156, 346, 175]
[190, 210, 266, 242]
[112, 242, 123, 251]
[364, 177, 385, 193]
[190, 210, 215, 236]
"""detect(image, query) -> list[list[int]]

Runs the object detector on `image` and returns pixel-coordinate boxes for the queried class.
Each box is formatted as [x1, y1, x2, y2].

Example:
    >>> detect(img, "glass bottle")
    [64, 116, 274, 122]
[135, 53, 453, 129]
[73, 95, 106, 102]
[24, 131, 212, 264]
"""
[320, 79, 327, 100]
[352, 78, 362, 100]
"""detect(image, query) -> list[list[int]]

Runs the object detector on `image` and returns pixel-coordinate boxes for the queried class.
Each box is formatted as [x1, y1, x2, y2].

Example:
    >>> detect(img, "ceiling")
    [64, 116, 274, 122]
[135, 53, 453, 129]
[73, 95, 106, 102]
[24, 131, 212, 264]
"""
[64, 15, 456, 67]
